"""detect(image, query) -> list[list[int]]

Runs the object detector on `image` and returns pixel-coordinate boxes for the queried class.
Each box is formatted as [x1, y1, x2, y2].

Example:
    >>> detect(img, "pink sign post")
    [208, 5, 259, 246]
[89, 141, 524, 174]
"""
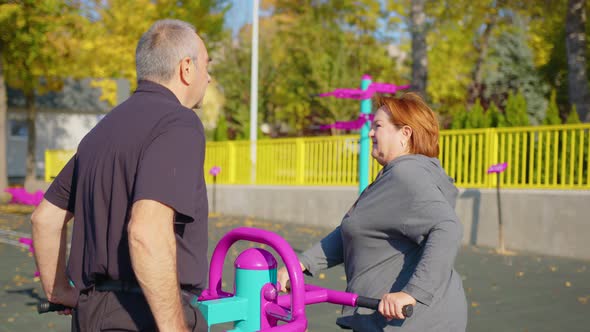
[209, 166, 221, 215]
[487, 162, 508, 254]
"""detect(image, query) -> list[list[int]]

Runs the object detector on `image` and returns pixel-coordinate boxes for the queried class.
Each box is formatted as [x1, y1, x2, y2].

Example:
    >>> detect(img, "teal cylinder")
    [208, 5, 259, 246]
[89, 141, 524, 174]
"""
[359, 75, 373, 194]
[233, 248, 277, 331]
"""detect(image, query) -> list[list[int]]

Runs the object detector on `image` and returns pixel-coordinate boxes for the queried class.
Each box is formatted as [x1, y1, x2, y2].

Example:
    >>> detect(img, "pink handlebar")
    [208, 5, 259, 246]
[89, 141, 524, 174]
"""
[199, 227, 413, 331]
[199, 227, 307, 328]
[277, 284, 358, 308]
[276, 285, 414, 318]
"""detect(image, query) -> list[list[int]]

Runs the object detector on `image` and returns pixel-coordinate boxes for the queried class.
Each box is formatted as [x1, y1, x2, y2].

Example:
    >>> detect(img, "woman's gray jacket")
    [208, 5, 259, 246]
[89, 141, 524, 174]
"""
[299, 154, 467, 331]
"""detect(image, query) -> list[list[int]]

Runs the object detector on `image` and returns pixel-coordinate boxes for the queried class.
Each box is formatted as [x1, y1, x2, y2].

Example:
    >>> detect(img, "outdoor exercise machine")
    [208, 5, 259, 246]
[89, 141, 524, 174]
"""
[317, 75, 409, 193]
[38, 227, 412, 331]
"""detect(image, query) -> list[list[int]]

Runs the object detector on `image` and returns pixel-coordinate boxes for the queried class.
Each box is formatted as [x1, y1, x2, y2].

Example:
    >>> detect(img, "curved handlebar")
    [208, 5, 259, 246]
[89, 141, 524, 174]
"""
[202, 227, 307, 324]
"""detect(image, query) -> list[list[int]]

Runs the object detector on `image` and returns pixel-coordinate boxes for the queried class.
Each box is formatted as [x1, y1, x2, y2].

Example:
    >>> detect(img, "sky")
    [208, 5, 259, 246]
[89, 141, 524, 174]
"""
[224, 0, 254, 35]
[223, 0, 404, 42]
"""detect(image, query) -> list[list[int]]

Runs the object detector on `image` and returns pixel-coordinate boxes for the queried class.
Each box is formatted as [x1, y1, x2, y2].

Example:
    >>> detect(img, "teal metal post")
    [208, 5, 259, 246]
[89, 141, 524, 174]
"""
[359, 75, 372, 193]
[197, 248, 277, 331]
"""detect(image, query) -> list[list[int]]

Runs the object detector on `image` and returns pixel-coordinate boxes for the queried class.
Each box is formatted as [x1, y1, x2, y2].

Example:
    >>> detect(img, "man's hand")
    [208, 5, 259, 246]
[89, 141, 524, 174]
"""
[276, 262, 306, 293]
[52, 285, 79, 316]
[378, 291, 416, 320]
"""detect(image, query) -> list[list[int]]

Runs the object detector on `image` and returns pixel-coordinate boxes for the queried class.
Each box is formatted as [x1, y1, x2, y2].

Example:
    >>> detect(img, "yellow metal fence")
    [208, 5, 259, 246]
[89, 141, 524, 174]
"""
[46, 124, 590, 190]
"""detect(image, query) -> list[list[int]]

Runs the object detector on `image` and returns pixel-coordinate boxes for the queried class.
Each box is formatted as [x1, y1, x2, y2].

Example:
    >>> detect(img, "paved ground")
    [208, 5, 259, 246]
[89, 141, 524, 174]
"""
[0, 208, 589, 331]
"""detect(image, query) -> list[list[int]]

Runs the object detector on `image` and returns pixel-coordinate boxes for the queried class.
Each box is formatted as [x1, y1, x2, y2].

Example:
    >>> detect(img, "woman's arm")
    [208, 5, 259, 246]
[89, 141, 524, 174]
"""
[298, 225, 345, 276]
[277, 225, 345, 292]
[402, 216, 463, 306]
[391, 160, 464, 306]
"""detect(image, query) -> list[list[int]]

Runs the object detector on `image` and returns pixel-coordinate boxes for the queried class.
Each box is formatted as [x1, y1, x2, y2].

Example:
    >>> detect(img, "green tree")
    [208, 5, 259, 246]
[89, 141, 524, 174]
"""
[450, 106, 467, 129]
[504, 91, 529, 127]
[485, 102, 504, 127]
[216, 0, 400, 137]
[482, 22, 548, 124]
[543, 89, 562, 125]
[566, 105, 582, 124]
[0, 0, 229, 184]
[78, 0, 228, 92]
[0, 42, 6, 189]
[0, 4, 18, 189]
[565, 0, 590, 122]
[0, 0, 84, 183]
[410, 0, 427, 96]
[213, 112, 228, 141]
[465, 99, 487, 129]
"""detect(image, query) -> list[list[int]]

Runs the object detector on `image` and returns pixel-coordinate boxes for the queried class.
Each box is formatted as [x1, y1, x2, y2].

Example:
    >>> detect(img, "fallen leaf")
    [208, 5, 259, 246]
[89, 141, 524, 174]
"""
[565, 281, 572, 287]
[471, 301, 479, 308]
[516, 271, 525, 278]
[319, 273, 325, 280]
[549, 266, 557, 272]
[7, 317, 15, 323]
[577, 296, 589, 304]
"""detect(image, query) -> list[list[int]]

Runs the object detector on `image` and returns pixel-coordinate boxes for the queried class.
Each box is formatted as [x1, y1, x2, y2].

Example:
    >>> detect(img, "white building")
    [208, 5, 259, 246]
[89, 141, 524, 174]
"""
[6, 78, 130, 180]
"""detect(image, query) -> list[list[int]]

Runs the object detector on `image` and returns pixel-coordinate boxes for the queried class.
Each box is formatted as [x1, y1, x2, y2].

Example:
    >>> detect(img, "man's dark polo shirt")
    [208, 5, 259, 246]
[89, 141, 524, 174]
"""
[45, 80, 208, 292]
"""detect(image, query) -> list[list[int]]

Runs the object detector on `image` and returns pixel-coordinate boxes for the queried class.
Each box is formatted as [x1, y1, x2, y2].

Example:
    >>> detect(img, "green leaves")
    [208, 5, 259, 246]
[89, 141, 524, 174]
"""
[214, 0, 405, 137]
[543, 90, 561, 126]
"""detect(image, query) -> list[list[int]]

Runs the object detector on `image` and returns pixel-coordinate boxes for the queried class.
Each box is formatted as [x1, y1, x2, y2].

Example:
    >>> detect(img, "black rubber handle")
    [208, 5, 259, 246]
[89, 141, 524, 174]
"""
[356, 296, 413, 318]
[356, 296, 380, 309]
[37, 302, 72, 314]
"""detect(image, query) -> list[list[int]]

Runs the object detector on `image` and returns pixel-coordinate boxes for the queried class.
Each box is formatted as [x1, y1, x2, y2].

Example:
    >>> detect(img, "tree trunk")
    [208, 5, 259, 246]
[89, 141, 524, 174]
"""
[25, 92, 37, 184]
[0, 46, 7, 190]
[566, 0, 590, 122]
[410, 0, 428, 97]
[467, 14, 497, 105]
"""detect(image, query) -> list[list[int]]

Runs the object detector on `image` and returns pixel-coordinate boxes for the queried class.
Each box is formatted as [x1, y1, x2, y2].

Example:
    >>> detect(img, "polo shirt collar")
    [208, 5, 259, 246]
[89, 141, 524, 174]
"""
[135, 80, 181, 105]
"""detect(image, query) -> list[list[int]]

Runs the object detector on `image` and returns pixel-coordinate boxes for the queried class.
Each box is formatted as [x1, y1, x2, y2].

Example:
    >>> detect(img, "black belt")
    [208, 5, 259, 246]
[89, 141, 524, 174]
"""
[94, 280, 202, 297]
[95, 280, 142, 293]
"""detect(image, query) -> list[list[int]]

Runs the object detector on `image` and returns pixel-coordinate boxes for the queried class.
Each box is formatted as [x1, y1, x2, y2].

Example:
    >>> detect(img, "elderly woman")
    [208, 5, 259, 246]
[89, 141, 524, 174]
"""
[278, 93, 467, 331]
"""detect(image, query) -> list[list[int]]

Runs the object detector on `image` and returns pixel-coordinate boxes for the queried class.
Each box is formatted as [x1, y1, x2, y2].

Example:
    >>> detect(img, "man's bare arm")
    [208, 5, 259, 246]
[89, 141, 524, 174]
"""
[128, 199, 187, 332]
[31, 199, 77, 310]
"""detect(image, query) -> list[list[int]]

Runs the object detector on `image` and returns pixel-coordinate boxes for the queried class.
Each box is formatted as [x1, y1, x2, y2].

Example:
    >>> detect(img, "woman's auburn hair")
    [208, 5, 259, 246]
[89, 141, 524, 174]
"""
[375, 92, 439, 158]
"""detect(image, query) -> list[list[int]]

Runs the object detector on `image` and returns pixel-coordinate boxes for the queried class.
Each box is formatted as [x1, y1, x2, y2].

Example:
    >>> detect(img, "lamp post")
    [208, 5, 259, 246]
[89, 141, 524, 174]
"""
[249, 0, 259, 184]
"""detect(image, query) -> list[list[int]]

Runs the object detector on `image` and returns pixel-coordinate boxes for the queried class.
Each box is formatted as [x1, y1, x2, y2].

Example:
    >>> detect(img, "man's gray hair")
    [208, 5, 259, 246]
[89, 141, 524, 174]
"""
[136, 19, 199, 83]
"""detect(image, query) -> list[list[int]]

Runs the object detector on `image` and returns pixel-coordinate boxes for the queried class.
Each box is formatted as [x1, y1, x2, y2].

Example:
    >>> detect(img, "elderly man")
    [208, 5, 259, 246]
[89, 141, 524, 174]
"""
[31, 19, 211, 332]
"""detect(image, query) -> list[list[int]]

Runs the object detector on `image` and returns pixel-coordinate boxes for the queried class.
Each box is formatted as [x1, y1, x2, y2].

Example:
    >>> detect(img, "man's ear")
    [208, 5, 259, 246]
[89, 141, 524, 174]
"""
[179, 57, 193, 85]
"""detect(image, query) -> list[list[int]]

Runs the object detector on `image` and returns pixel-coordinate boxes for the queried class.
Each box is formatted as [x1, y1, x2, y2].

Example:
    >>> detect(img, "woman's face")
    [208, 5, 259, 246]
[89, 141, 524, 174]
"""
[369, 107, 410, 166]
